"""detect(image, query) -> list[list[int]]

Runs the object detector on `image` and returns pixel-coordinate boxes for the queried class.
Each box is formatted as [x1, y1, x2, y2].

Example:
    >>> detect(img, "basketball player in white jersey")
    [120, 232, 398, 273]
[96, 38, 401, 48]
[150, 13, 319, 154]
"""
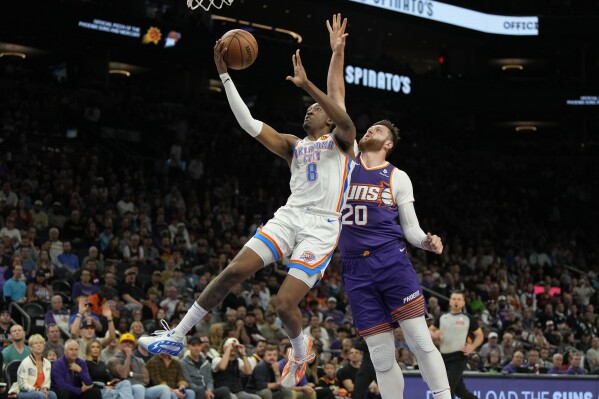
[139, 19, 355, 390]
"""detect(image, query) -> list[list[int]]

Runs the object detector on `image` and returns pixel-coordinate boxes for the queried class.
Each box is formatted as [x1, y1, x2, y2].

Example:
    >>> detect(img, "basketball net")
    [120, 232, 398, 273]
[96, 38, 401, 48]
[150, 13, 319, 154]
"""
[187, 0, 233, 11]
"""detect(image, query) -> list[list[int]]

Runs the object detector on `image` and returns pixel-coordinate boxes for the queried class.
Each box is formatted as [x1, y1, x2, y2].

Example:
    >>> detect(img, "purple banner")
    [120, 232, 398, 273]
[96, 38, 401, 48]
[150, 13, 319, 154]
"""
[403, 372, 599, 399]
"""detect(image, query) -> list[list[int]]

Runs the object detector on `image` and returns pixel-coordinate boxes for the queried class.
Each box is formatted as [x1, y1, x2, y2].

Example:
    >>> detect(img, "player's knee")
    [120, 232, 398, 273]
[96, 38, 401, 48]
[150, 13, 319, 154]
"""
[412, 328, 436, 353]
[370, 343, 395, 372]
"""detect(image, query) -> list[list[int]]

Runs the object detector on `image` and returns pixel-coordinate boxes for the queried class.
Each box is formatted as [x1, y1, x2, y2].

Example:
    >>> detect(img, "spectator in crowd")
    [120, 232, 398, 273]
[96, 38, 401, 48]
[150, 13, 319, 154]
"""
[87, 287, 110, 318]
[565, 352, 587, 375]
[500, 333, 519, 364]
[478, 332, 504, 363]
[0, 217, 21, 247]
[4, 265, 27, 304]
[0, 308, 13, 346]
[85, 339, 136, 399]
[16, 334, 57, 399]
[70, 298, 116, 359]
[31, 200, 48, 232]
[100, 329, 121, 364]
[336, 347, 362, 397]
[51, 339, 102, 399]
[502, 351, 527, 374]
[180, 336, 231, 399]
[538, 348, 553, 370]
[120, 269, 144, 311]
[317, 362, 341, 398]
[69, 297, 101, 330]
[547, 353, 564, 374]
[71, 269, 98, 300]
[243, 312, 262, 347]
[483, 350, 503, 374]
[246, 345, 289, 399]
[123, 234, 144, 266]
[146, 353, 195, 399]
[107, 333, 171, 399]
[586, 336, 599, 373]
[321, 297, 343, 326]
[44, 324, 65, 358]
[144, 273, 165, 300]
[211, 338, 256, 399]
[524, 349, 541, 373]
[63, 210, 85, 249]
[160, 285, 181, 320]
[57, 241, 80, 276]
[3, 324, 31, 365]
[303, 316, 330, 351]
[258, 311, 286, 345]
[26, 270, 52, 306]
[248, 340, 267, 371]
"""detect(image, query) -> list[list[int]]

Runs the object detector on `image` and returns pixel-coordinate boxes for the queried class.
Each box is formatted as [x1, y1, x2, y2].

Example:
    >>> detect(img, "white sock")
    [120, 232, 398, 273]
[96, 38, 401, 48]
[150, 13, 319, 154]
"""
[290, 332, 307, 359]
[177, 303, 208, 335]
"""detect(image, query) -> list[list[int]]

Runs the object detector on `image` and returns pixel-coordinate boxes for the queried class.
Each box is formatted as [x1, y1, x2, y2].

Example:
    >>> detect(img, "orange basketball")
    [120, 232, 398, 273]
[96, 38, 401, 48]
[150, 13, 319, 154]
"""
[221, 29, 258, 70]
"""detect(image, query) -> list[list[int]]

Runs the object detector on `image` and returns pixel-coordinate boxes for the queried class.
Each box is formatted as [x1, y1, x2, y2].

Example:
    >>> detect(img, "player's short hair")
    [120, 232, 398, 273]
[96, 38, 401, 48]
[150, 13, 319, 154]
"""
[373, 119, 400, 152]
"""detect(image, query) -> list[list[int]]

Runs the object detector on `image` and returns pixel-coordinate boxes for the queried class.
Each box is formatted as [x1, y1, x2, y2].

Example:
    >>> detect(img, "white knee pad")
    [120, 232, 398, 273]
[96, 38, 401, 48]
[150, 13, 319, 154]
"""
[370, 343, 396, 372]
[400, 317, 436, 353]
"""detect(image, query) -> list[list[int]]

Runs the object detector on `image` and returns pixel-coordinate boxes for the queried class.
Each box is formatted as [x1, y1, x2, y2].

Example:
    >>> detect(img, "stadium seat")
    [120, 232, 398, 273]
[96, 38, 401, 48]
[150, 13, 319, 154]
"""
[5, 360, 21, 389]
[51, 279, 72, 295]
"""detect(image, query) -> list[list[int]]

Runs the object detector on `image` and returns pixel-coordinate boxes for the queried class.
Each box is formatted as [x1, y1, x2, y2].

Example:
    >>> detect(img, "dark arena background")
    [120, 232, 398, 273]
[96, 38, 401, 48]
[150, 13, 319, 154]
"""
[1, 0, 598, 398]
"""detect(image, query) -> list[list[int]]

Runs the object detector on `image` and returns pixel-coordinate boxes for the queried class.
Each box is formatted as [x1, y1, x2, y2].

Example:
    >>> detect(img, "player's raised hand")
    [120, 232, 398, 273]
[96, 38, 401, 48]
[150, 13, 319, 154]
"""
[213, 39, 228, 75]
[422, 232, 443, 254]
[326, 13, 348, 53]
[286, 50, 309, 88]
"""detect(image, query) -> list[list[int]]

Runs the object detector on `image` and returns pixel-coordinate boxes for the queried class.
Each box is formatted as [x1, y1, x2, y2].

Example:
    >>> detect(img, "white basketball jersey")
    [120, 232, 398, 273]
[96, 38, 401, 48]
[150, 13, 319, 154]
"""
[286, 134, 354, 215]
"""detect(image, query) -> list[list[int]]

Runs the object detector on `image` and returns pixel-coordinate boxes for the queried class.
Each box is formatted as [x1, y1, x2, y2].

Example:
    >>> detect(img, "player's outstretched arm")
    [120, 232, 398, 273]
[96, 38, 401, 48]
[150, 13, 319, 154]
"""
[214, 40, 296, 164]
[394, 170, 443, 254]
[287, 50, 355, 154]
[326, 13, 348, 110]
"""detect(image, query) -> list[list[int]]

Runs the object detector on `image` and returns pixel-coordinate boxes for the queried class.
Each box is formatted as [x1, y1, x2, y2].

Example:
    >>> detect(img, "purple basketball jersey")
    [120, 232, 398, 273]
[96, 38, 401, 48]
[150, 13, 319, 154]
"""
[338, 157, 404, 253]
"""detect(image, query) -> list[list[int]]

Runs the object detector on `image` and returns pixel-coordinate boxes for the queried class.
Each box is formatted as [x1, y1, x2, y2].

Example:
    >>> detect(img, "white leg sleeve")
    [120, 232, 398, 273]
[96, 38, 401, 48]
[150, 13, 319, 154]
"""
[365, 331, 405, 399]
[399, 317, 451, 399]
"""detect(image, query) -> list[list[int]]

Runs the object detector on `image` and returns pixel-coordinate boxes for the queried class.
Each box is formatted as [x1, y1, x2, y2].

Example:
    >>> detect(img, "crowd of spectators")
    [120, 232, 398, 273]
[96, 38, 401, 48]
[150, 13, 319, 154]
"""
[1, 13, 599, 399]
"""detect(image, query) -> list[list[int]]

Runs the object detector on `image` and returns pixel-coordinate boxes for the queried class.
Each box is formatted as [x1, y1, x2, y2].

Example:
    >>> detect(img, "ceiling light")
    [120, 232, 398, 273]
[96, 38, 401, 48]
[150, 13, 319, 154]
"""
[502, 64, 524, 71]
[212, 15, 302, 43]
[515, 125, 537, 132]
[251, 23, 273, 30]
[109, 69, 131, 77]
[0, 52, 26, 59]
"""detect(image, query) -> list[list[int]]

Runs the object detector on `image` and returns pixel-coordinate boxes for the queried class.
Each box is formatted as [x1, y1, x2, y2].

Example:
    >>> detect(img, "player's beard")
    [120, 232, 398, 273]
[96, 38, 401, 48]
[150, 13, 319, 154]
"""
[358, 136, 385, 152]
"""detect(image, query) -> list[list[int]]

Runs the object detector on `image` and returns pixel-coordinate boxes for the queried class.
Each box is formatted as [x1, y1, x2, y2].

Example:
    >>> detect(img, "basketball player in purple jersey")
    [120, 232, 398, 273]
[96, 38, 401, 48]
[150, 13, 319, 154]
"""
[325, 14, 452, 399]
[140, 18, 355, 390]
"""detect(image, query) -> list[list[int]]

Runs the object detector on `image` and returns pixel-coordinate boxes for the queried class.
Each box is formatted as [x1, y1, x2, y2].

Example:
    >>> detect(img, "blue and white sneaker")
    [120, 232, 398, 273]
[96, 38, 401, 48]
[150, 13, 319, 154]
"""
[138, 320, 185, 356]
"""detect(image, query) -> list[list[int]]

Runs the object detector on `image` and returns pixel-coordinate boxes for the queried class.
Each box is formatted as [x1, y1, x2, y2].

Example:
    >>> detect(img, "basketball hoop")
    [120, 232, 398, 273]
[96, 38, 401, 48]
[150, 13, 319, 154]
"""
[187, 0, 233, 11]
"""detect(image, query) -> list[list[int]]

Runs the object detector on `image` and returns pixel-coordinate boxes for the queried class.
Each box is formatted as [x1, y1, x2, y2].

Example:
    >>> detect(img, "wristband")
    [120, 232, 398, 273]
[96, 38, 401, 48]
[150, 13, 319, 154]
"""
[76, 313, 82, 318]
[107, 319, 113, 322]
[220, 73, 231, 84]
